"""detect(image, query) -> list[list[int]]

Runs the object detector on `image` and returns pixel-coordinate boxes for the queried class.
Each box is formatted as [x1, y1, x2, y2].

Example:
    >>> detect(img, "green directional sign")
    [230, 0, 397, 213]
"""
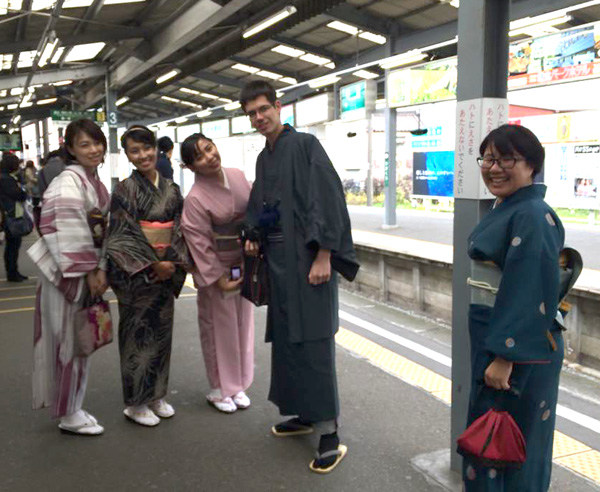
[51, 110, 107, 123]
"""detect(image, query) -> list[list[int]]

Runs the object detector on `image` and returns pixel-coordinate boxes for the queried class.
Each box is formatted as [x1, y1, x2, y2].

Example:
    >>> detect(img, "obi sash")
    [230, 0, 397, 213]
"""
[212, 218, 244, 252]
[140, 220, 173, 259]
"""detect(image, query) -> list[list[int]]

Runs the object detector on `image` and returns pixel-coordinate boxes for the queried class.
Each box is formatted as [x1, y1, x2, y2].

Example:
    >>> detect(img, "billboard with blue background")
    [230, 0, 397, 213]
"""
[413, 151, 455, 198]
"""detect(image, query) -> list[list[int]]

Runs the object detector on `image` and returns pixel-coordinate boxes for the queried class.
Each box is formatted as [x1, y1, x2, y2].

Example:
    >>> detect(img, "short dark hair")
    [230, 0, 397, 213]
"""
[120, 125, 156, 151]
[157, 136, 174, 153]
[239, 80, 277, 111]
[0, 152, 20, 173]
[479, 124, 545, 178]
[64, 119, 107, 164]
[180, 133, 213, 167]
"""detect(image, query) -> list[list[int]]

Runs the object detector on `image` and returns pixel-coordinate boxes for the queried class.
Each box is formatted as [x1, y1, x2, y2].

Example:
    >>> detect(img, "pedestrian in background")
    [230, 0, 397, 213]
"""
[180, 132, 254, 414]
[38, 148, 66, 197]
[463, 124, 565, 491]
[240, 81, 359, 474]
[0, 152, 29, 282]
[28, 119, 110, 435]
[156, 136, 174, 180]
[106, 125, 188, 427]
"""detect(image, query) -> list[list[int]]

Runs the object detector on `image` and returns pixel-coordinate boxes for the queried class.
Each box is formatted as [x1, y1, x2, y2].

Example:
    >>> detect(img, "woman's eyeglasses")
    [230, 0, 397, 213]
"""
[476, 156, 522, 169]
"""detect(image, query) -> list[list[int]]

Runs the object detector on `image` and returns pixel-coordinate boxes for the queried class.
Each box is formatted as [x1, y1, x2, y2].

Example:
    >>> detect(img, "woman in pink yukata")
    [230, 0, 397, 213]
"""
[180, 133, 254, 413]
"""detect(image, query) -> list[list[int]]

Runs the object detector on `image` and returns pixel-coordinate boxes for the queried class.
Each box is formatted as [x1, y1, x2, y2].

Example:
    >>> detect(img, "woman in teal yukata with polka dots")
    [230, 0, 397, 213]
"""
[464, 124, 565, 491]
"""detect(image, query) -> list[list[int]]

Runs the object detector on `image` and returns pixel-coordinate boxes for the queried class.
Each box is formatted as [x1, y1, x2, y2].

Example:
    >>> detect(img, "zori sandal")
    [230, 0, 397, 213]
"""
[123, 406, 160, 427]
[309, 444, 348, 474]
[271, 417, 314, 437]
[58, 410, 104, 436]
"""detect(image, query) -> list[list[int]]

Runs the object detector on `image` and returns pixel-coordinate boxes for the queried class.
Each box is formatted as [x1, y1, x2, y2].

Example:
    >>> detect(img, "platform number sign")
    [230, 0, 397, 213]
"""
[108, 111, 118, 128]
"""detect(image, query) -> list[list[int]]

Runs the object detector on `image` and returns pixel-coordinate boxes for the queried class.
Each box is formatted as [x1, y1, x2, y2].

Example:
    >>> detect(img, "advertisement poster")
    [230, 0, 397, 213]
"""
[388, 58, 458, 108]
[280, 104, 294, 126]
[0, 131, 23, 151]
[413, 150, 455, 198]
[508, 23, 600, 89]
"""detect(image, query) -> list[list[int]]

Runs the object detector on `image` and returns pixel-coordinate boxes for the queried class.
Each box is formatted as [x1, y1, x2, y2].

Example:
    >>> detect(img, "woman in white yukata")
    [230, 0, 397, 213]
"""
[180, 133, 254, 413]
[29, 119, 110, 435]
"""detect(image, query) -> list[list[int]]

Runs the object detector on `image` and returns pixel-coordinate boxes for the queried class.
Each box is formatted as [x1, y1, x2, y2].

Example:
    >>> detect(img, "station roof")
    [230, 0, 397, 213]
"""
[0, 0, 599, 128]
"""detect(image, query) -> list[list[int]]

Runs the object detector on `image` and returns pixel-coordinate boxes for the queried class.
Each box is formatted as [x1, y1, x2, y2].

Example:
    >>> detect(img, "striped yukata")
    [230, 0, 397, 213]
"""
[28, 164, 109, 419]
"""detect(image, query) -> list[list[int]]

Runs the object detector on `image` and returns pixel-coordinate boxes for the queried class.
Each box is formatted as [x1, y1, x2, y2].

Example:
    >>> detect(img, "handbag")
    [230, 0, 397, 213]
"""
[457, 386, 526, 468]
[4, 213, 33, 238]
[241, 252, 269, 306]
[74, 293, 113, 356]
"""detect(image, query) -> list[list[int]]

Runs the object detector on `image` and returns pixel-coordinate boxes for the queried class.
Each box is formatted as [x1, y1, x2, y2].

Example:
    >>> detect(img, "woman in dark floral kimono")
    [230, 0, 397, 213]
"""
[106, 126, 189, 427]
[463, 124, 566, 491]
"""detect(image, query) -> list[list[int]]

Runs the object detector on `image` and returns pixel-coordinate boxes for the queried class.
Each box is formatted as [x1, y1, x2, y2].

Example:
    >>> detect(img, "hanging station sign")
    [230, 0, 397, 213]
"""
[51, 110, 107, 123]
[340, 80, 376, 121]
[295, 93, 333, 127]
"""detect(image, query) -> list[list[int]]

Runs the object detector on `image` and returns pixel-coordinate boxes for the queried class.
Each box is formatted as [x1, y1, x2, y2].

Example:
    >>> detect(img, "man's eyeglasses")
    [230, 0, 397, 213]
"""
[476, 156, 522, 169]
[246, 104, 273, 119]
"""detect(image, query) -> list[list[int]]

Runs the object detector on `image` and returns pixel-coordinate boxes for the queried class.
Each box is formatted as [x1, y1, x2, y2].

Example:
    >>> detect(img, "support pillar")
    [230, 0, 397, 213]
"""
[41, 118, 50, 157]
[383, 97, 397, 228]
[366, 114, 374, 207]
[34, 120, 42, 165]
[450, 0, 510, 472]
[105, 75, 119, 190]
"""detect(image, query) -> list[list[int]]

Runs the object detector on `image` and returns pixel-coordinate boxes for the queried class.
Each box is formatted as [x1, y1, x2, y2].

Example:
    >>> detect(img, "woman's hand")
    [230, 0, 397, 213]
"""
[152, 261, 175, 281]
[86, 269, 108, 297]
[484, 356, 514, 390]
[244, 240, 259, 257]
[308, 249, 331, 285]
[217, 274, 243, 292]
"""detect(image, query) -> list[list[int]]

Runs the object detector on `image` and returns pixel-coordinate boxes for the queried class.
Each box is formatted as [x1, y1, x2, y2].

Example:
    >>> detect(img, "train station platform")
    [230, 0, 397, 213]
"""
[2, 236, 600, 491]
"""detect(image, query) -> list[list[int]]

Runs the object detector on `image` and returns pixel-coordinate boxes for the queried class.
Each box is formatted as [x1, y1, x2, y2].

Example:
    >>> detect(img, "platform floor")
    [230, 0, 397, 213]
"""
[1, 236, 599, 491]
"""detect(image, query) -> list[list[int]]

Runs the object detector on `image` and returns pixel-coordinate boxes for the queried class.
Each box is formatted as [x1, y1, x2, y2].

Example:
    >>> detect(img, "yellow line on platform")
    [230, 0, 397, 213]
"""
[0, 285, 37, 292]
[0, 295, 36, 302]
[334, 326, 600, 486]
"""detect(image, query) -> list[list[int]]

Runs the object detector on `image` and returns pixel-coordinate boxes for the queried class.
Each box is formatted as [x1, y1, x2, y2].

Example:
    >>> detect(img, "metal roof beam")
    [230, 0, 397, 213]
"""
[0, 27, 148, 55]
[0, 64, 106, 90]
[14, 0, 32, 42]
[111, 0, 254, 89]
[192, 70, 245, 90]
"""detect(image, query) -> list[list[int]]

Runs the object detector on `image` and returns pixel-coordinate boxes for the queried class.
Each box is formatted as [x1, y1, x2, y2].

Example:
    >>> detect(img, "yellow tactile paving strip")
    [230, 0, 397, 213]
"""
[335, 326, 600, 486]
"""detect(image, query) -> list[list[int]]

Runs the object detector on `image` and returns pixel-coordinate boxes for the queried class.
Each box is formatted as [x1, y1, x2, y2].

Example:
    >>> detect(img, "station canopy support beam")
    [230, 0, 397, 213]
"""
[0, 65, 105, 91]
[450, 0, 510, 473]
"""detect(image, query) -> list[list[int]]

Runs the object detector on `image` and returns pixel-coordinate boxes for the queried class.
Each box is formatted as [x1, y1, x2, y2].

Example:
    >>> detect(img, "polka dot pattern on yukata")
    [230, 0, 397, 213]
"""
[505, 338, 515, 348]
[488, 469, 498, 479]
[511, 237, 522, 247]
[545, 213, 556, 226]
[539, 302, 546, 315]
[540, 400, 547, 408]
[466, 465, 477, 480]
[542, 409, 551, 421]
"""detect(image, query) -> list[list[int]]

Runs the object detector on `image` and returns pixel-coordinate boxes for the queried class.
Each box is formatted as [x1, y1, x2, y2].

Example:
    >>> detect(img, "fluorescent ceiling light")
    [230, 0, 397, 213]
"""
[64, 42, 105, 62]
[37, 97, 57, 105]
[7, 103, 18, 110]
[243, 6, 297, 39]
[0, 54, 13, 70]
[0, 0, 23, 16]
[280, 77, 298, 85]
[51, 47, 65, 64]
[0, 106, 4, 111]
[181, 100, 201, 108]
[51, 80, 73, 86]
[17, 50, 36, 68]
[200, 93, 219, 100]
[175, 117, 188, 124]
[299, 53, 332, 66]
[256, 70, 282, 80]
[325, 62, 336, 69]
[218, 97, 233, 103]
[20, 101, 33, 108]
[353, 70, 379, 80]
[224, 102, 241, 111]
[0, 90, 6, 97]
[358, 32, 386, 45]
[161, 96, 181, 103]
[231, 63, 259, 74]
[379, 51, 427, 70]
[116, 96, 129, 106]
[509, 15, 572, 37]
[156, 69, 180, 84]
[197, 110, 212, 118]
[272, 45, 304, 58]
[440, 0, 459, 7]
[180, 87, 200, 95]
[13, 114, 20, 123]
[31, 0, 144, 9]
[308, 75, 340, 88]
[10, 87, 23, 95]
[327, 21, 358, 36]
[39, 38, 58, 67]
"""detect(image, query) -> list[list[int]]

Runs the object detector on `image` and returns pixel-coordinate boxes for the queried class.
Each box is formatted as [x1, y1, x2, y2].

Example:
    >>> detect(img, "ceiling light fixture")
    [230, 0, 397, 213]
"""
[358, 32, 386, 45]
[37, 97, 58, 105]
[308, 75, 341, 89]
[51, 80, 73, 86]
[243, 6, 297, 39]
[224, 102, 241, 111]
[353, 70, 379, 80]
[116, 96, 129, 106]
[156, 69, 180, 84]
[231, 63, 260, 74]
[509, 14, 572, 36]
[279, 77, 298, 85]
[200, 93, 219, 100]
[196, 110, 212, 118]
[180, 87, 200, 95]
[271, 45, 305, 58]
[379, 51, 428, 70]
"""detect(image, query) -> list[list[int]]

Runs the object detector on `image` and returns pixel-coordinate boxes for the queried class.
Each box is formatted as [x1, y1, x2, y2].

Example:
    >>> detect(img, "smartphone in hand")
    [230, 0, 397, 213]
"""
[230, 266, 241, 280]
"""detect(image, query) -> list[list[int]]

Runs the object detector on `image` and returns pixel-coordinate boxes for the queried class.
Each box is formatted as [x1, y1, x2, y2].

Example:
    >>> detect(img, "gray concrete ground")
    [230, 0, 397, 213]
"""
[1, 238, 599, 491]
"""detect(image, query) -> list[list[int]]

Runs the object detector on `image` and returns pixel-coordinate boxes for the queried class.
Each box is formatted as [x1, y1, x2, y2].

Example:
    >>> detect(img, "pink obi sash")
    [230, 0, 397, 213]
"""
[139, 220, 173, 259]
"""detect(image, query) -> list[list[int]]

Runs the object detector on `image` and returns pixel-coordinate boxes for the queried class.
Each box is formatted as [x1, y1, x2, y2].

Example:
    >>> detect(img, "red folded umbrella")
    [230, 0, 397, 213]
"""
[457, 408, 526, 468]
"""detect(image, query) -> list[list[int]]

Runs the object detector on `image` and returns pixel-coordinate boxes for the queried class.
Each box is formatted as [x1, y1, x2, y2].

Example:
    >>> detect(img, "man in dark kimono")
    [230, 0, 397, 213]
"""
[240, 81, 358, 474]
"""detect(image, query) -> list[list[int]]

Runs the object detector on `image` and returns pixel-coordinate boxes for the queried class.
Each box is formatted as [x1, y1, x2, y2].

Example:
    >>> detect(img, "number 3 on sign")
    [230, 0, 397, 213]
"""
[108, 111, 118, 127]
